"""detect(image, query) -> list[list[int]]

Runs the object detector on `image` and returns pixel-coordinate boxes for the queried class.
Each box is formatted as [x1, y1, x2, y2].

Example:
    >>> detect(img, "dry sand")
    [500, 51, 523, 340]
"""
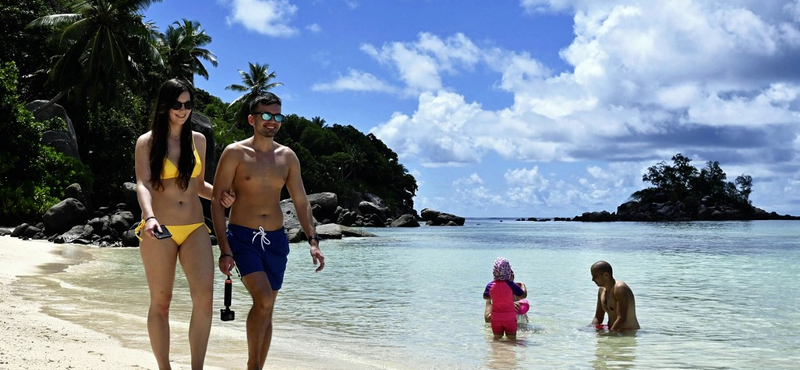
[0, 236, 387, 370]
[0, 236, 159, 369]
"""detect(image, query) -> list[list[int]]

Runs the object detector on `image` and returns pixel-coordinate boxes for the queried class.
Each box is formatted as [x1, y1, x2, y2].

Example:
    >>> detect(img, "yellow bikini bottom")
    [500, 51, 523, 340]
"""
[135, 220, 210, 246]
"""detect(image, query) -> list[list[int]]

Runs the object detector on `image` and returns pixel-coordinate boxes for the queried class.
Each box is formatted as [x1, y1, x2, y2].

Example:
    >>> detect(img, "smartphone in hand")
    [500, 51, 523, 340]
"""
[154, 225, 172, 240]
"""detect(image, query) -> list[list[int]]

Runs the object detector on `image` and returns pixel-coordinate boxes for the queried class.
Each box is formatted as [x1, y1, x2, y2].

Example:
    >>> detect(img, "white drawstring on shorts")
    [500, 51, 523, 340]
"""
[251, 226, 271, 251]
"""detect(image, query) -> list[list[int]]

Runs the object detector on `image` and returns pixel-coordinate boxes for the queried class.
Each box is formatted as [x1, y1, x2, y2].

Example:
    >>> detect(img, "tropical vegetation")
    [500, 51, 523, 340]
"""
[221, 62, 283, 146]
[632, 153, 753, 212]
[0, 0, 417, 224]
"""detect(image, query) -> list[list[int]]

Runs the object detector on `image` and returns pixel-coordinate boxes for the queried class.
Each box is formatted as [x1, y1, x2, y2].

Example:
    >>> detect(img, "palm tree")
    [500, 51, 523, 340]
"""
[220, 62, 282, 143]
[343, 147, 367, 181]
[159, 19, 217, 84]
[311, 116, 327, 128]
[27, 0, 161, 113]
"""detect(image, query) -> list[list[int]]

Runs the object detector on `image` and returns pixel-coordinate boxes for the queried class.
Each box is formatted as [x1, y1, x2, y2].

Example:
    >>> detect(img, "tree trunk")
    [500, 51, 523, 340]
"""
[31, 88, 71, 115]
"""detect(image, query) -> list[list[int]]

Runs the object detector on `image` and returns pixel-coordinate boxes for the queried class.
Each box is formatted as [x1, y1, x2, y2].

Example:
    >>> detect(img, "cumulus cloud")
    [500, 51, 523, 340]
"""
[344, 0, 359, 10]
[305, 0, 800, 215]
[306, 23, 321, 33]
[370, 91, 488, 166]
[312, 69, 398, 93]
[366, 1, 800, 171]
[360, 32, 481, 95]
[454, 173, 485, 186]
[224, 0, 298, 37]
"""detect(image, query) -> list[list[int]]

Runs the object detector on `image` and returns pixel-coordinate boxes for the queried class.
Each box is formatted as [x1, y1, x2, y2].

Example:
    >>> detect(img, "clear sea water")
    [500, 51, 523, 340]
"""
[16, 220, 800, 369]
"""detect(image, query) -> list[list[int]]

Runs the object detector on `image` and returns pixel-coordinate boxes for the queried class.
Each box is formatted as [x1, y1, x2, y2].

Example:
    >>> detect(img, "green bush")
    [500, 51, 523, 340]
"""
[79, 87, 147, 206]
[0, 62, 93, 223]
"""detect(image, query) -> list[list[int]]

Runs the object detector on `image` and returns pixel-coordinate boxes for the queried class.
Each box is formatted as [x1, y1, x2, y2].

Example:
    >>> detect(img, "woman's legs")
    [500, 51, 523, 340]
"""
[178, 227, 215, 370]
[140, 238, 179, 370]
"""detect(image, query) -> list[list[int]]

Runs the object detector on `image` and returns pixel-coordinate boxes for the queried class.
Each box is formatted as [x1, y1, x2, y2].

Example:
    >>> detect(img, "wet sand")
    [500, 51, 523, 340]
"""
[0, 235, 393, 370]
[0, 236, 159, 369]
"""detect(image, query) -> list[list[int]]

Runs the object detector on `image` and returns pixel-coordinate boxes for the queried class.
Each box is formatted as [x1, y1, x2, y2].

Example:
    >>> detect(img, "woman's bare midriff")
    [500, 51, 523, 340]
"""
[149, 179, 205, 224]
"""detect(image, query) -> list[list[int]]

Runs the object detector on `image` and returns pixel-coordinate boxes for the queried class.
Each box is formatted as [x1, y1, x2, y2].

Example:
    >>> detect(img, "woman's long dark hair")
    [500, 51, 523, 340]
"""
[148, 79, 196, 191]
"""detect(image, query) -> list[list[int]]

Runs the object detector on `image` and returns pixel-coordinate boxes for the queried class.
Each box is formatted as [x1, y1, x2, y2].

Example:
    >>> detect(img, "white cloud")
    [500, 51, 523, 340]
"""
[370, 91, 487, 166]
[361, 32, 482, 94]
[454, 185, 511, 209]
[505, 166, 550, 187]
[687, 85, 800, 126]
[344, 0, 359, 10]
[306, 23, 321, 33]
[224, 0, 298, 37]
[368, 1, 800, 216]
[312, 69, 398, 93]
[454, 173, 484, 186]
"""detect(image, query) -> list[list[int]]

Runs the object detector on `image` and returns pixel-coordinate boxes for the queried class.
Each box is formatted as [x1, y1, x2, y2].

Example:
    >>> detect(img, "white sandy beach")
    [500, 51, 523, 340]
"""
[0, 236, 159, 369]
[0, 235, 393, 370]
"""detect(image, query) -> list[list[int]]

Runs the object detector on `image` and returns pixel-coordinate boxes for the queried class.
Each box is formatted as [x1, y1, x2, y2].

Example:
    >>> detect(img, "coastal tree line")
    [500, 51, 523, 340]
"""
[633, 153, 753, 213]
[0, 0, 417, 223]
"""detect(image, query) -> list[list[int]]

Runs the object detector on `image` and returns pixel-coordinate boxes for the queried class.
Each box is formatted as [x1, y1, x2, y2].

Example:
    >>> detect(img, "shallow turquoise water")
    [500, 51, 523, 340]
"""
[18, 220, 800, 369]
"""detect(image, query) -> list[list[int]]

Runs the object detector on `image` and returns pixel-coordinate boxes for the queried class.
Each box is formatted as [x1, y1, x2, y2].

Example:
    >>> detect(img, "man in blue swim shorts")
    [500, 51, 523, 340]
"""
[227, 224, 291, 290]
[211, 93, 325, 370]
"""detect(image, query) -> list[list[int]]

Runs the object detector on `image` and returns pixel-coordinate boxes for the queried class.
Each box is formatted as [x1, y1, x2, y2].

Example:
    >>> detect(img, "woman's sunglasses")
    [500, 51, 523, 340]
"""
[171, 100, 194, 110]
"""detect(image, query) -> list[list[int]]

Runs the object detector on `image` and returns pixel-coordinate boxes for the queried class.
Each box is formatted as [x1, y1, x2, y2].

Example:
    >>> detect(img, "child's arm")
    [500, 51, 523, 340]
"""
[484, 299, 492, 323]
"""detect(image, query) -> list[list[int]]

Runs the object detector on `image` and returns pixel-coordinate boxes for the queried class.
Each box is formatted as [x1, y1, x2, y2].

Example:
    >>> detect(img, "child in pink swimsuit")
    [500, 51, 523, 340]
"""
[483, 257, 526, 339]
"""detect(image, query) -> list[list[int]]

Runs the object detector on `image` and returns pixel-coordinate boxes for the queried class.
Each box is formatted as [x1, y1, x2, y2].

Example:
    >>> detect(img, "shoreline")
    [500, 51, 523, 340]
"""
[0, 236, 395, 370]
[0, 236, 158, 369]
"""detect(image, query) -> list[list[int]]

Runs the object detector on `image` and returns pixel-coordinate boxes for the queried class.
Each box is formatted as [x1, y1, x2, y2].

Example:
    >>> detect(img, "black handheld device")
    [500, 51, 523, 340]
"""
[153, 225, 172, 239]
[220, 275, 235, 321]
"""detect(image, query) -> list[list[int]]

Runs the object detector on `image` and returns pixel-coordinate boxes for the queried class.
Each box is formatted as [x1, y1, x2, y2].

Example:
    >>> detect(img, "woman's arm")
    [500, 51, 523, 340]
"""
[193, 132, 214, 200]
[134, 134, 161, 238]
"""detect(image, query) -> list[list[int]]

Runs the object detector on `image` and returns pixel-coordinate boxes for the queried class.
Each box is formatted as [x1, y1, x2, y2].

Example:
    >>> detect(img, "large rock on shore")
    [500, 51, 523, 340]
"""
[190, 112, 216, 183]
[43, 198, 89, 234]
[25, 101, 80, 160]
[390, 214, 420, 227]
[308, 192, 338, 223]
[420, 208, 465, 226]
[12, 181, 408, 247]
[569, 195, 800, 222]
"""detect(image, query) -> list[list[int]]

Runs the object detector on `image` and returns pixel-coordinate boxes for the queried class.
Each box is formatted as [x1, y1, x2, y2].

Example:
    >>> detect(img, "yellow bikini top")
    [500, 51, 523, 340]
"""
[161, 146, 202, 179]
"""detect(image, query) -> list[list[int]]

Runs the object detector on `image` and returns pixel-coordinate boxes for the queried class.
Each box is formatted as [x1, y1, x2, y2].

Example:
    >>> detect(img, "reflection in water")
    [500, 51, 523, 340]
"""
[484, 321, 534, 370]
[592, 330, 638, 369]
[486, 337, 523, 370]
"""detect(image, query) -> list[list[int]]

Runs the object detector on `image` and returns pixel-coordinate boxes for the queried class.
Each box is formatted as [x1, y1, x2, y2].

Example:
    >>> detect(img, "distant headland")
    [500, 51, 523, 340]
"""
[519, 153, 800, 222]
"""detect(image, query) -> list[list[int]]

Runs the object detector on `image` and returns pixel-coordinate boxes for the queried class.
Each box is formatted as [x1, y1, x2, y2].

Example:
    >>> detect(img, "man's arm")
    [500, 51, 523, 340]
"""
[609, 282, 631, 331]
[211, 145, 238, 276]
[591, 288, 605, 326]
[284, 148, 324, 272]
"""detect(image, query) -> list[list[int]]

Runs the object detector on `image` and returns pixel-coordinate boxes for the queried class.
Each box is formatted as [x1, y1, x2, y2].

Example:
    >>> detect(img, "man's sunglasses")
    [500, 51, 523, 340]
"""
[253, 112, 285, 122]
[171, 100, 194, 110]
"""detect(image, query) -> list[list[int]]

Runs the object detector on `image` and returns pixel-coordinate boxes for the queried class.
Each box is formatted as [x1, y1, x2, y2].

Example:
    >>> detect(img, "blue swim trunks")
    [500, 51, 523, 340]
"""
[227, 224, 290, 290]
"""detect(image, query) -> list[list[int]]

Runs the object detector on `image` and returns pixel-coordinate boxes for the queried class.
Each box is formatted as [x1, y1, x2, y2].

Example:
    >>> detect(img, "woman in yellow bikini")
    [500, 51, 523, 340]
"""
[134, 79, 233, 369]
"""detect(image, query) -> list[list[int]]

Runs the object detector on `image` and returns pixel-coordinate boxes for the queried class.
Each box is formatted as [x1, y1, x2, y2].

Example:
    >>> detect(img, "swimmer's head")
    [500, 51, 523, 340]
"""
[493, 257, 513, 281]
[591, 260, 613, 285]
[591, 261, 613, 275]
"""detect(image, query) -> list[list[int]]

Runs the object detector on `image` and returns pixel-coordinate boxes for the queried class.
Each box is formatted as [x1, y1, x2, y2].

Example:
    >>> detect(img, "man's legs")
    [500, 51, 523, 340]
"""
[241, 272, 279, 370]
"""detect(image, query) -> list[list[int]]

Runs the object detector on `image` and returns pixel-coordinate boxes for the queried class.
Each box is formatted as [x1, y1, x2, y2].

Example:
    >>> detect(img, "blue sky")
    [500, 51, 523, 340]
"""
[144, 0, 800, 218]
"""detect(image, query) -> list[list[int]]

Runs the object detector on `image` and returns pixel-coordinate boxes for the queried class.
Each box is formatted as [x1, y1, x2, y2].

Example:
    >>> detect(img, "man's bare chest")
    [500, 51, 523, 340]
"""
[236, 157, 288, 186]
[602, 290, 616, 313]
